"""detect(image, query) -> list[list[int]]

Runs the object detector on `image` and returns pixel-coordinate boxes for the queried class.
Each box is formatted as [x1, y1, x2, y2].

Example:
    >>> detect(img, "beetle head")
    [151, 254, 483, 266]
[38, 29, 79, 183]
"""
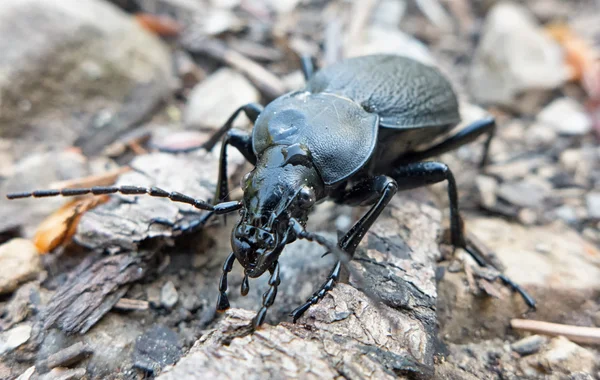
[232, 144, 324, 277]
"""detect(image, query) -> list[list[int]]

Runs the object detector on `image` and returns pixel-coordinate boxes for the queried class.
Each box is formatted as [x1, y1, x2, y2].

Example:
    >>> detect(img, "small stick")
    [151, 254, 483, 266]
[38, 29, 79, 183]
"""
[183, 38, 286, 99]
[511, 319, 600, 345]
[113, 298, 149, 311]
[49, 167, 131, 190]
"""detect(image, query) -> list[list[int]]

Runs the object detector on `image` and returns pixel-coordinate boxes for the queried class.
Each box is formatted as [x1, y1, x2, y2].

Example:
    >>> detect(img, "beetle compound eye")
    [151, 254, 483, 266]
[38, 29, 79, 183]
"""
[298, 187, 315, 209]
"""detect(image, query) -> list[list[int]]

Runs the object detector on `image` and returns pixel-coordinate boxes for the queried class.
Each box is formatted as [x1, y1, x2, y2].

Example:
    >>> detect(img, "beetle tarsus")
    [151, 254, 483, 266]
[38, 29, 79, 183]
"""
[216, 252, 236, 312]
[252, 262, 280, 328]
[291, 261, 341, 323]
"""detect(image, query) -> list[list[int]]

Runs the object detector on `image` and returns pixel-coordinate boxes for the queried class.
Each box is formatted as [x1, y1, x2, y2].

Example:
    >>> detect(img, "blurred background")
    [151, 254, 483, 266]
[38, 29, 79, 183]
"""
[0, 0, 599, 379]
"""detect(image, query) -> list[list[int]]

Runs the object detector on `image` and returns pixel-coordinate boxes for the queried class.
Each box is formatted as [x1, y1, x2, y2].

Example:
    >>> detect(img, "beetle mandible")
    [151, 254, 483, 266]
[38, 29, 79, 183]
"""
[7, 54, 536, 328]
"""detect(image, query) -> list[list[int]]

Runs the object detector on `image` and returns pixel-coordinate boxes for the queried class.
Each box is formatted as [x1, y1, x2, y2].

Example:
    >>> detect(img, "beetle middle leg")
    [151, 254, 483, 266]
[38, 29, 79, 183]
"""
[291, 176, 398, 322]
[398, 117, 496, 168]
[390, 161, 536, 309]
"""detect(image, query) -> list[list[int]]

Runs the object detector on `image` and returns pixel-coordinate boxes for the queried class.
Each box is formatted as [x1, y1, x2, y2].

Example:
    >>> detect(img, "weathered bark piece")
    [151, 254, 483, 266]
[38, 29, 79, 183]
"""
[158, 194, 443, 380]
[74, 150, 235, 252]
[41, 149, 246, 334]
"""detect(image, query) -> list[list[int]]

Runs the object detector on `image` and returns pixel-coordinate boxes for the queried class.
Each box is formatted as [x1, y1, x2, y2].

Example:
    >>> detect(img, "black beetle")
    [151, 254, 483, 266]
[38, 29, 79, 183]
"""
[7, 54, 535, 328]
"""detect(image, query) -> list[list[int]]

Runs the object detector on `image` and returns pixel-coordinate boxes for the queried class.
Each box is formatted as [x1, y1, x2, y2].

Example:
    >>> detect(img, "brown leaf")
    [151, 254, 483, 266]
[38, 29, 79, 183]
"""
[134, 13, 182, 37]
[33, 196, 110, 254]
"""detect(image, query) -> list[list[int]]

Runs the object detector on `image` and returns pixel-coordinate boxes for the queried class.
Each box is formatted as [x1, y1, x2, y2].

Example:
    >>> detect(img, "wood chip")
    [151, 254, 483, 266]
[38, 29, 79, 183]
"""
[44, 342, 93, 370]
[113, 298, 149, 311]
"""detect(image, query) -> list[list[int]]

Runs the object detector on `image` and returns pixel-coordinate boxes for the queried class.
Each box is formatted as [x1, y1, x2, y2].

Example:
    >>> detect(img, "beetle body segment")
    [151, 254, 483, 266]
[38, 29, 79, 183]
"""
[253, 91, 379, 186]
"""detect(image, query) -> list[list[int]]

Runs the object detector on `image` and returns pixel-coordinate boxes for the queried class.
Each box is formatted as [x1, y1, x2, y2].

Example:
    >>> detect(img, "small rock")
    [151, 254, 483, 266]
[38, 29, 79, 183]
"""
[40, 368, 86, 380]
[469, 2, 567, 107]
[42, 342, 93, 370]
[511, 335, 547, 356]
[559, 149, 583, 172]
[497, 179, 550, 208]
[476, 175, 498, 208]
[537, 98, 592, 136]
[160, 281, 179, 309]
[553, 205, 578, 224]
[347, 27, 435, 66]
[519, 336, 596, 377]
[585, 192, 600, 219]
[133, 325, 182, 374]
[0, 324, 32, 355]
[184, 68, 259, 130]
[518, 208, 537, 225]
[525, 123, 557, 147]
[0, 239, 41, 294]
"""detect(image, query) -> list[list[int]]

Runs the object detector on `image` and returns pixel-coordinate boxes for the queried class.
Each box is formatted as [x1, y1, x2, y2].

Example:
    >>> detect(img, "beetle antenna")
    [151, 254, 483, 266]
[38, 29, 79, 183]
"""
[6, 186, 243, 214]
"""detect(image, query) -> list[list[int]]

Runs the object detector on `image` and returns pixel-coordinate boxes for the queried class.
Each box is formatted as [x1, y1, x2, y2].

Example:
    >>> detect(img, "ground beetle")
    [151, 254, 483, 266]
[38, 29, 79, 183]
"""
[7, 54, 536, 328]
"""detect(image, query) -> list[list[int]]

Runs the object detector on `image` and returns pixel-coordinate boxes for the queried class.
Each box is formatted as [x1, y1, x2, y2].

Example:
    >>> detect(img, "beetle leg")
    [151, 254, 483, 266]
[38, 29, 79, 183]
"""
[300, 55, 315, 81]
[157, 103, 263, 154]
[252, 262, 281, 328]
[214, 129, 256, 205]
[216, 252, 236, 312]
[396, 117, 496, 168]
[291, 176, 398, 322]
[390, 161, 536, 310]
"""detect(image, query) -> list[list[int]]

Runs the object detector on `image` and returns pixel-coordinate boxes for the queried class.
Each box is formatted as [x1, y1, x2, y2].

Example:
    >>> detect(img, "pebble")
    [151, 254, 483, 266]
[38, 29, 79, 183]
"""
[511, 335, 547, 356]
[469, 2, 567, 107]
[0, 239, 41, 295]
[497, 179, 550, 208]
[585, 192, 600, 219]
[0, 324, 32, 355]
[519, 336, 596, 377]
[133, 325, 182, 374]
[160, 281, 179, 309]
[537, 98, 593, 136]
[553, 205, 579, 224]
[184, 68, 259, 130]
[525, 123, 557, 147]
[476, 175, 498, 208]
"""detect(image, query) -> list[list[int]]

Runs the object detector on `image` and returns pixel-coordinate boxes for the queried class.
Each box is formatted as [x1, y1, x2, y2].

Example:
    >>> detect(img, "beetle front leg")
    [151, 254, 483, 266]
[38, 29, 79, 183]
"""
[252, 262, 281, 328]
[390, 161, 536, 309]
[291, 176, 398, 322]
[216, 252, 236, 312]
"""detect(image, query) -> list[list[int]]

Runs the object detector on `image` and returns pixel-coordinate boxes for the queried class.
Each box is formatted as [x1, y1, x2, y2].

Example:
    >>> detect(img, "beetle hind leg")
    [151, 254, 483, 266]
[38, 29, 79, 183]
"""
[390, 161, 536, 310]
[397, 117, 496, 168]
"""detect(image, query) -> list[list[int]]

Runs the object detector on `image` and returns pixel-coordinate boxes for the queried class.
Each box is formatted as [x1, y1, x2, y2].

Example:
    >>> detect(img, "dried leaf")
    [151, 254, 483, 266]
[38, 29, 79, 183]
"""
[545, 23, 598, 89]
[33, 196, 110, 254]
[134, 13, 182, 37]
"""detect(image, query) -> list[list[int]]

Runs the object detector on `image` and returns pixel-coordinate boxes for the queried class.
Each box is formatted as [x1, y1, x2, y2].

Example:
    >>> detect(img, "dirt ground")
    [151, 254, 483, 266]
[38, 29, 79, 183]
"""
[0, 0, 599, 379]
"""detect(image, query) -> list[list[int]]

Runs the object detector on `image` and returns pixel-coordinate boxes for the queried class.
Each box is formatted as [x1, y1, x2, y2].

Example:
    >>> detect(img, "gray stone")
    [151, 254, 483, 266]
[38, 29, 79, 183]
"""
[184, 68, 259, 130]
[585, 192, 600, 219]
[519, 336, 596, 377]
[476, 175, 498, 209]
[0, 0, 172, 144]
[0, 239, 41, 295]
[497, 179, 551, 208]
[469, 2, 567, 107]
[511, 335, 547, 356]
[133, 325, 182, 375]
[0, 324, 32, 355]
[160, 281, 179, 309]
[538, 98, 593, 136]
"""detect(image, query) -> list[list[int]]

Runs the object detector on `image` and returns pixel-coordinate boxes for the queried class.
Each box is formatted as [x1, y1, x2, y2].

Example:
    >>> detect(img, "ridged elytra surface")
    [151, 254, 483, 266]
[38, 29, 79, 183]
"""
[305, 54, 461, 130]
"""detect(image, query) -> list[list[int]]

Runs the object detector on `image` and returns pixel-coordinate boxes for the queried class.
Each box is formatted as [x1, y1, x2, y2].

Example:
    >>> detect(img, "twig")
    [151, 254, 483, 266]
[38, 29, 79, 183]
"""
[49, 167, 131, 190]
[414, 0, 454, 32]
[183, 37, 286, 100]
[511, 319, 600, 345]
[114, 298, 150, 311]
[343, 0, 378, 55]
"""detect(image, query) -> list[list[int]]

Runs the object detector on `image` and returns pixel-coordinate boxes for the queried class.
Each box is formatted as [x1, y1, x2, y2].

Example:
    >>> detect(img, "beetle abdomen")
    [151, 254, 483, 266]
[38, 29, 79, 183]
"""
[306, 55, 461, 129]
